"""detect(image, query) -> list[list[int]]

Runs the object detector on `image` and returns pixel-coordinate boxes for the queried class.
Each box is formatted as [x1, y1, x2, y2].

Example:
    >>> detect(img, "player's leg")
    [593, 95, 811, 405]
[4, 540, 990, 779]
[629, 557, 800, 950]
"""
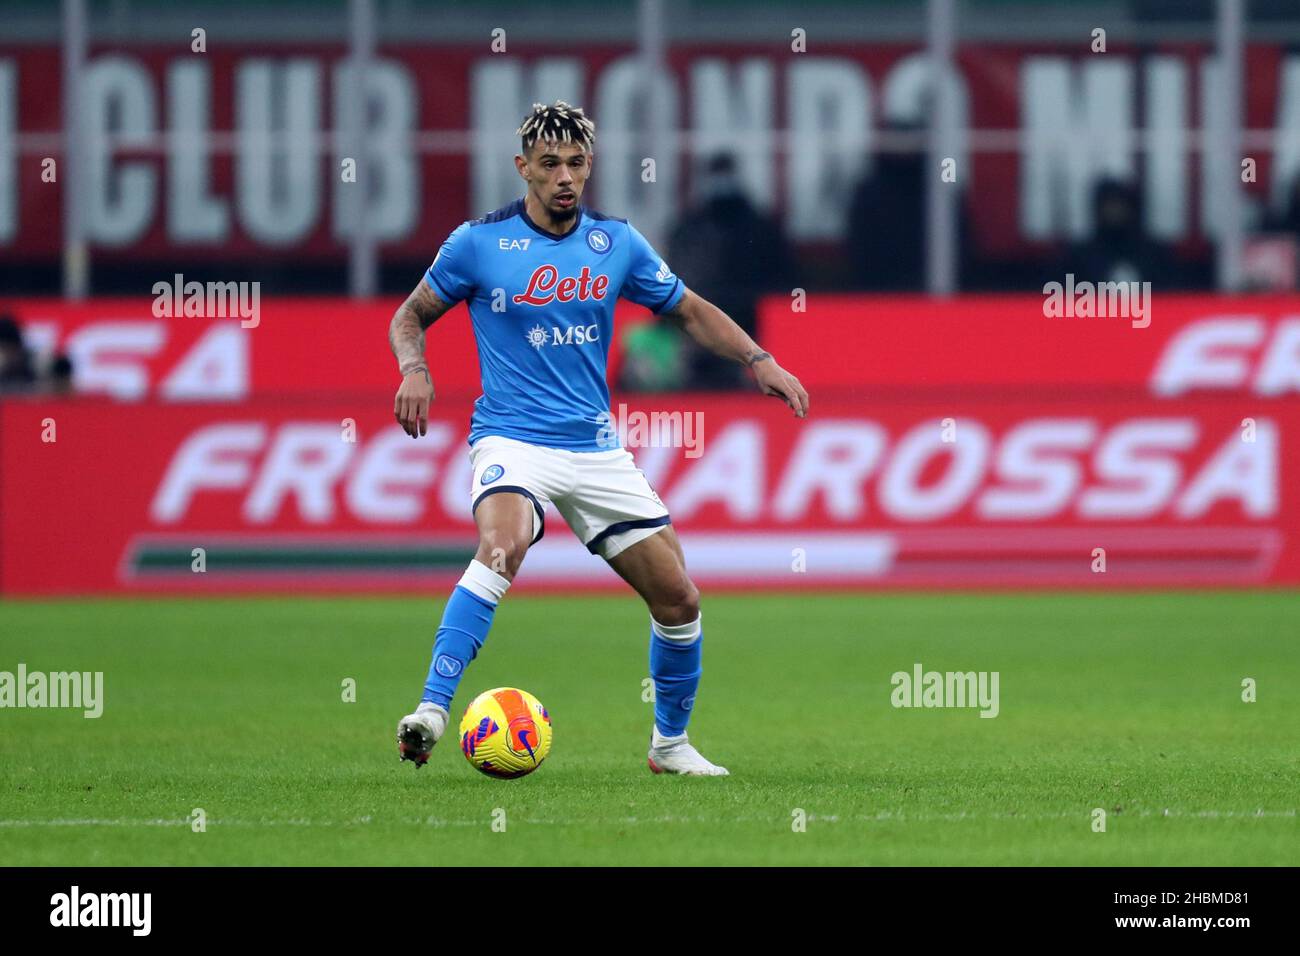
[397, 493, 536, 766]
[604, 527, 726, 775]
[398, 438, 551, 767]
[556, 444, 727, 776]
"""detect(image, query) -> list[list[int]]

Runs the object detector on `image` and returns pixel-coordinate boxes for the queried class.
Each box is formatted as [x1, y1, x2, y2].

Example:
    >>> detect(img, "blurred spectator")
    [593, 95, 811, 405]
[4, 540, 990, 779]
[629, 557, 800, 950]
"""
[0, 314, 75, 396]
[1263, 173, 1300, 237]
[616, 321, 687, 392]
[845, 124, 975, 291]
[1062, 178, 1181, 287]
[660, 152, 793, 390]
[0, 315, 38, 395]
[1245, 173, 1300, 291]
[43, 354, 76, 396]
[847, 126, 927, 290]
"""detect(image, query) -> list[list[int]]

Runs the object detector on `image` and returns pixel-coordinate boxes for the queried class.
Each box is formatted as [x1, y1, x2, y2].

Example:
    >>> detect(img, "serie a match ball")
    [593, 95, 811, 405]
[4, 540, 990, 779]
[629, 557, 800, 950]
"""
[459, 687, 552, 778]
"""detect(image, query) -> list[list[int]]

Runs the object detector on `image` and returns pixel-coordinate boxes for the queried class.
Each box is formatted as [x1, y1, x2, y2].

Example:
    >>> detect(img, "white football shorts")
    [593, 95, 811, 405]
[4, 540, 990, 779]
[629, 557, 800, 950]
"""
[468, 434, 672, 560]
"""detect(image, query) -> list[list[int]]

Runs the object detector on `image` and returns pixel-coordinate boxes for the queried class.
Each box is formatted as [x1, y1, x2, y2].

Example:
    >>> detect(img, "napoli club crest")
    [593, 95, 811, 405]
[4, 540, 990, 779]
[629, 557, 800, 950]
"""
[587, 227, 612, 254]
[481, 464, 505, 485]
[434, 655, 462, 678]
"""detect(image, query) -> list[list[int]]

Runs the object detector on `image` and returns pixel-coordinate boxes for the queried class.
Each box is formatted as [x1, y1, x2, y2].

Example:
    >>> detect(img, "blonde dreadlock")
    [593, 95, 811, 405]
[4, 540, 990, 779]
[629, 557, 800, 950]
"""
[516, 101, 596, 154]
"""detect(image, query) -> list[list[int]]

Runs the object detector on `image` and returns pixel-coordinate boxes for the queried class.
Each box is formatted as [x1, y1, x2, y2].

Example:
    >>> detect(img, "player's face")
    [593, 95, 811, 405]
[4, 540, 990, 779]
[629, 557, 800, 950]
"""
[518, 142, 591, 222]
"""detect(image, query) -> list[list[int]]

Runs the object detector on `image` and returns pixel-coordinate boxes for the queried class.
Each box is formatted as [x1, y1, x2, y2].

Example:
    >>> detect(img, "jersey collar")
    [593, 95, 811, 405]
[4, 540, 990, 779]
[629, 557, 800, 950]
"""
[518, 198, 585, 241]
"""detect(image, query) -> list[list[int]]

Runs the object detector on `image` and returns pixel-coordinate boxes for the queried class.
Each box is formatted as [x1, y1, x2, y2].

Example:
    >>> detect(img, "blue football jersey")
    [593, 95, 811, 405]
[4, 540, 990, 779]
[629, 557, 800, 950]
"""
[425, 198, 684, 451]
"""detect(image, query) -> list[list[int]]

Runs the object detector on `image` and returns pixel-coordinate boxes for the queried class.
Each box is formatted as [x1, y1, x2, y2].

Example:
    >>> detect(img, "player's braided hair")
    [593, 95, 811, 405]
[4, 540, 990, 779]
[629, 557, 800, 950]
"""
[516, 101, 595, 154]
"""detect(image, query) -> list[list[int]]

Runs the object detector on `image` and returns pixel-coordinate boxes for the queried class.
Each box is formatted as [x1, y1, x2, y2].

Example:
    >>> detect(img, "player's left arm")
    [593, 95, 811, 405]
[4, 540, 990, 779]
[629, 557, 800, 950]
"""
[662, 287, 809, 418]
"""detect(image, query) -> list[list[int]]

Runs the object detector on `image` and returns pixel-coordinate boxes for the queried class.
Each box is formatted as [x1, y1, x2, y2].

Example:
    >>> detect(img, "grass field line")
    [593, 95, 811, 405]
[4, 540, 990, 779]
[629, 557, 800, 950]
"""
[0, 808, 1294, 830]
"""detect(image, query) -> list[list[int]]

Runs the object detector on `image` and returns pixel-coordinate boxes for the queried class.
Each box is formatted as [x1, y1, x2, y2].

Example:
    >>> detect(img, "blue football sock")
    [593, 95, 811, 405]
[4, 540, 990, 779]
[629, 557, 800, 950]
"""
[421, 561, 510, 709]
[649, 615, 702, 737]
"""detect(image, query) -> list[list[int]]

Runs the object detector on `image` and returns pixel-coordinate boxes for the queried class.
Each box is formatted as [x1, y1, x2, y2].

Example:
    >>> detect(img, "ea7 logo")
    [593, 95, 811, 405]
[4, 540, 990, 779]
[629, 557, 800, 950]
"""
[498, 238, 531, 251]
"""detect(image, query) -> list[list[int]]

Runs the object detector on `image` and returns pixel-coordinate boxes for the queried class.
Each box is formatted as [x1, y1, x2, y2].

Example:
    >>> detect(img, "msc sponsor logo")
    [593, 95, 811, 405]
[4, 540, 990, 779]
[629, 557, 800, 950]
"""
[512, 264, 609, 307]
[524, 323, 600, 350]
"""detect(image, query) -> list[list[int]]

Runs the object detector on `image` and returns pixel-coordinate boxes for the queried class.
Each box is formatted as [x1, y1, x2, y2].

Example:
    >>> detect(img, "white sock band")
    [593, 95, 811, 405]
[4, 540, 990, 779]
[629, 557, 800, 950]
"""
[651, 613, 701, 643]
[458, 559, 511, 605]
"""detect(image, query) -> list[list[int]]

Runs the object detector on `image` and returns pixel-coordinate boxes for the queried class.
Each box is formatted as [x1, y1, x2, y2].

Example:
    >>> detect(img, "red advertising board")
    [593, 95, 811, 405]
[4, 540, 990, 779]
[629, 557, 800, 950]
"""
[2, 391, 1294, 595]
[760, 294, 1300, 394]
[4, 293, 1300, 399]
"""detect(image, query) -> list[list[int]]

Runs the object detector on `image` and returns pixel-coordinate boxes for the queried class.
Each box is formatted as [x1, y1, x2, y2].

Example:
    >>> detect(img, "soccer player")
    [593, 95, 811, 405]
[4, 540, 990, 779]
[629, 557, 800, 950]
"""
[390, 101, 808, 775]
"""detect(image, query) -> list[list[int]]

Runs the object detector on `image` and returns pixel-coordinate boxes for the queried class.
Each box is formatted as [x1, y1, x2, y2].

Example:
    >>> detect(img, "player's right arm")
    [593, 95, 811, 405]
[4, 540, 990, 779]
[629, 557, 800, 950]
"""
[392, 221, 477, 438]
[389, 281, 453, 438]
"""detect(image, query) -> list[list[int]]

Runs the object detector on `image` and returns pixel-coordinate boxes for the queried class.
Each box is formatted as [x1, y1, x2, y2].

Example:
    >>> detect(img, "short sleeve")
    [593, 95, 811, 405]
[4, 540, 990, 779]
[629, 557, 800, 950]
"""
[620, 224, 684, 314]
[424, 222, 477, 305]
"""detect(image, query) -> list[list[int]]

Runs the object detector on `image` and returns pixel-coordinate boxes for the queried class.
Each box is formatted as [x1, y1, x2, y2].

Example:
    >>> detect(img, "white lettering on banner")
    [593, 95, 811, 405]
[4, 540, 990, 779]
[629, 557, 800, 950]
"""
[158, 325, 247, 399]
[1152, 317, 1300, 396]
[145, 416, 1278, 526]
[1152, 318, 1266, 395]
[1176, 421, 1277, 518]
[1256, 321, 1300, 394]
[1020, 58, 1134, 241]
[66, 322, 166, 400]
[440, 451, 475, 521]
[0, 60, 16, 244]
[167, 61, 228, 242]
[772, 421, 887, 520]
[245, 425, 353, 522]
[9, 51, 1300, 251]
[1078, 419, 1198, 519]
[977, 419, 1097, 520]
[347, 424, 452, 522]
[236, 60, 321, 244]
[84, 56, 157, 245]
[667, 422, 765, 521]
[151, 423, 267, 521]
[44, 320, 250, 400]
[880, 421, 991, 521]
[331, 60, 418, 243]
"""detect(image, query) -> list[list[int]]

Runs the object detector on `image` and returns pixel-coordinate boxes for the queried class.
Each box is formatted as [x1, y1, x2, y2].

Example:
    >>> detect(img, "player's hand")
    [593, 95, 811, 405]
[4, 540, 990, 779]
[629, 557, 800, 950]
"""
[752, 358, 809, 418]
[394, 369, 435, 438]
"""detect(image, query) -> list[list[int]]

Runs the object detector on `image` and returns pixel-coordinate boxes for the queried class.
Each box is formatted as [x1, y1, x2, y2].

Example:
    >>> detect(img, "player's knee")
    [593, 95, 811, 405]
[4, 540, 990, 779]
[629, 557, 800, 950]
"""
[476, 530, 530, 580]
[653, 579, 700, 626]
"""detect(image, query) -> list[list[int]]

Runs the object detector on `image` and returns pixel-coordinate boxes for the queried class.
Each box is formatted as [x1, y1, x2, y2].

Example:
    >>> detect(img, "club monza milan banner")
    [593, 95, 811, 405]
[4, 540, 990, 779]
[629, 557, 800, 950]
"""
[3, 41, 1300, 263]
[1, 391, 1295, 595]
[4, 293, 1300, 400]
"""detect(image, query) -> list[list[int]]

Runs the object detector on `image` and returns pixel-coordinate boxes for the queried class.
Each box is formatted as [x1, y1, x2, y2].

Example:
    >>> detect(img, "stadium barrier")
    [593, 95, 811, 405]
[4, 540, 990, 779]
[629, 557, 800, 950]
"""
[7, 293, 1300, 398]
[2, 388, 1295, 594]
[3, 294, 1298, 594]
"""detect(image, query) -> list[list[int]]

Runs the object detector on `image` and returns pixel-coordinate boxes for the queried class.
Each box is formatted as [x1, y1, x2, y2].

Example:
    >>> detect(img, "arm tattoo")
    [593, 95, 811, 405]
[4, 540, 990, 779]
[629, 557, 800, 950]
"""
[744, 349, 773, 367]
[389, 281, 452, 377]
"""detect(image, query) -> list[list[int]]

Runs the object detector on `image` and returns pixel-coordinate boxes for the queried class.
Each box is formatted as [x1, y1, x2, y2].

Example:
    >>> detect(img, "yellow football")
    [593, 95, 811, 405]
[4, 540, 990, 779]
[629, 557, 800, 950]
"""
[458, 687, 552, 778]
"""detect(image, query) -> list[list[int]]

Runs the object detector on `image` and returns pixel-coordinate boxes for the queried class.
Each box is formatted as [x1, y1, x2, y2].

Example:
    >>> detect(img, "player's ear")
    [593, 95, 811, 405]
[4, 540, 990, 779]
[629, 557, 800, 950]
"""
[514, 153, 530, 181]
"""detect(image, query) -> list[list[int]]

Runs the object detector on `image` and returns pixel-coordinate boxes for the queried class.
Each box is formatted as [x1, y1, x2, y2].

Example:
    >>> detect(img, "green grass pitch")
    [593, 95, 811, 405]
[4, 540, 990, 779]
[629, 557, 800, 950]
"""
[1, 591, 1297, 865]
